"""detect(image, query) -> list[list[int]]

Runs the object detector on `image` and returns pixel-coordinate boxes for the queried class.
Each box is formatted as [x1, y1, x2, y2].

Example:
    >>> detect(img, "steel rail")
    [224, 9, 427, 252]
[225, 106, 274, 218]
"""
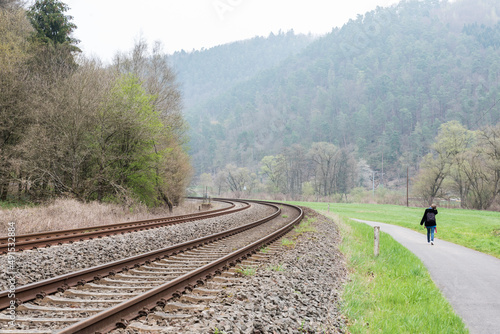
[0, 199, 248, 254]
[0, 198, 237, 244]
[0, 200, 279, 310]
[59, 201, 303, 333]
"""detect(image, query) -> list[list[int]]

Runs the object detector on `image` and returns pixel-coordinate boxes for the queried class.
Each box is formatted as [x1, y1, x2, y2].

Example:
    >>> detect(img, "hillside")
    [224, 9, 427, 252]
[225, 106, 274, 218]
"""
[174, 0, 500, 183]
[169, 31, 315, 111]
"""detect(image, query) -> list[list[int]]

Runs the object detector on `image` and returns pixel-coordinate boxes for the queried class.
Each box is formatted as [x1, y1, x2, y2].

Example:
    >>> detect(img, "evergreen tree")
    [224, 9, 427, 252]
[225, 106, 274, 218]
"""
[26, 0, 79, 49]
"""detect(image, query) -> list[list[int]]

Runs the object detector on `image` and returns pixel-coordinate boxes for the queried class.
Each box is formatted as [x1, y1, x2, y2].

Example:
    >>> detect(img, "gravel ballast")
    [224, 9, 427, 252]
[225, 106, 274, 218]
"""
[119, 207, 348, 333]
[0, 203, 275, 290]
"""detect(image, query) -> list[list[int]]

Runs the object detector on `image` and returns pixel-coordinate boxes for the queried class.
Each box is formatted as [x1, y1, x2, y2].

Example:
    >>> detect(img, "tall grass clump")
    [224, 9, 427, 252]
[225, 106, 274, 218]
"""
[294, 216, 317, 234]
[236, 265, 256, 276]
[281, 238, 295, 248]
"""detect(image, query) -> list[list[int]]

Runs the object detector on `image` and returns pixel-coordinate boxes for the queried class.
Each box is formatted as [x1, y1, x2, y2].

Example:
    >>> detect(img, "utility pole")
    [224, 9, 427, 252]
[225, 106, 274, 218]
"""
[372, 171, 376, 197]
[381, 151, 384, 187]
[406, 166, 409, 207]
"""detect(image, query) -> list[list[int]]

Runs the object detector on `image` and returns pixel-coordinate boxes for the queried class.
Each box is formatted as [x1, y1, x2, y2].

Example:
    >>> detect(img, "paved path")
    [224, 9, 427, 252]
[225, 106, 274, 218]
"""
[353, 219, 500, 334]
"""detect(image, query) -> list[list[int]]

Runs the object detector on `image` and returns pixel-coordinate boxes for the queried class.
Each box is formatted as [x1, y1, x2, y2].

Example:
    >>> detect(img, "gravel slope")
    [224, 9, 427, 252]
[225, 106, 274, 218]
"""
[193, 208, 348, 333]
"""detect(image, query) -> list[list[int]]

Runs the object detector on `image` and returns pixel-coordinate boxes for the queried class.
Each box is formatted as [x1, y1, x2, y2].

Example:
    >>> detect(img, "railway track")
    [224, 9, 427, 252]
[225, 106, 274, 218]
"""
[0, 200, 303, 333]
[0, 199, 248, 254]
[108, 243, 284, 333]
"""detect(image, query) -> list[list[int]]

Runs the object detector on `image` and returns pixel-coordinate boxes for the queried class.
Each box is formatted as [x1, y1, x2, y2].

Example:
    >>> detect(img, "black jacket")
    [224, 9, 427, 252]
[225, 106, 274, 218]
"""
[420, 208, 438, 226]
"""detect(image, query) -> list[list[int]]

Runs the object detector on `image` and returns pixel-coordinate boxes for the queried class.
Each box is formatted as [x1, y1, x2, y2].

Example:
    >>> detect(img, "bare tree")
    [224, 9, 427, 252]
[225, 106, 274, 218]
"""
[214, 170, 227, 196]
[260, 155, 287, 193]
[112, 39, 184, 131]
[20, 58, 112, 200]
[283, 144, 308, 197]
[336, 147, 358, 201]
[0, 0, 23, 10]
[222, 164, 252, 197]
[473, 125, 500, 209]
[412, 152, 450, 205]
[413, 121, 472, 205]
[309, 142, 340, 196]
[0, 6, 33, 200]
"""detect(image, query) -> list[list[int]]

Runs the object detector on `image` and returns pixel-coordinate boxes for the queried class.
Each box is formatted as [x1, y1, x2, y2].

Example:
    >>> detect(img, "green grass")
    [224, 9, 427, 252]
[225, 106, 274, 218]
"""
[281, 237, 296, 248]
[267, 263, 285, 272]
[294, 216, 317, 234]
[0, 201, 16, 210]
[328, 213, 468, 333]
[0, 200, 35, 210]
[260, 246, 269, 253]
[291, 202, 500, 259]
[236, 265, 256, 276]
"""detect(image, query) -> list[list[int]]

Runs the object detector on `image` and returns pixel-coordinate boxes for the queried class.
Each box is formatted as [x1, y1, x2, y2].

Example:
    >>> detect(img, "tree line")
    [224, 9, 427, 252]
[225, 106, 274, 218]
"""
[202, 120, 500, 211]
[414, 121, 500, 210]
[202, 142, 358, 201]
[0, 0, 191, 209]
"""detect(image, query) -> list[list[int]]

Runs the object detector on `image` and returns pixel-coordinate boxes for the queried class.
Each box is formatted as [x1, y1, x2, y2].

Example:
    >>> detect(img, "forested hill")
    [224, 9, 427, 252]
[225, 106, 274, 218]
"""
[169, 31, 314, 111]
[177, 0, 500, 178]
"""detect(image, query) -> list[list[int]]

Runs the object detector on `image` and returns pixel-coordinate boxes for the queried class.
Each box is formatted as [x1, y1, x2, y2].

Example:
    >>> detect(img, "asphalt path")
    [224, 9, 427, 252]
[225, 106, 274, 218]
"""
[353, 219, 500, 334]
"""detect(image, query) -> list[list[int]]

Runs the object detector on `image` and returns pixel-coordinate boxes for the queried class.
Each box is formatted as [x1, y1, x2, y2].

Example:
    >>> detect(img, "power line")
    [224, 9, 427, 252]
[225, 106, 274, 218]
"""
[472, 97, 500, 129]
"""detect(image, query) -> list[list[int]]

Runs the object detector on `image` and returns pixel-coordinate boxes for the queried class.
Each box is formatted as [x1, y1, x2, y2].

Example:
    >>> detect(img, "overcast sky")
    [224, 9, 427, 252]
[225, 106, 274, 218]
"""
[64, 0, 399, 63]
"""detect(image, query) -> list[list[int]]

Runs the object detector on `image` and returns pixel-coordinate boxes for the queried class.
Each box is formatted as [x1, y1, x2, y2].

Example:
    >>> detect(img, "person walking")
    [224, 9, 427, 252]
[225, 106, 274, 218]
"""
[420, 204, 438, 245]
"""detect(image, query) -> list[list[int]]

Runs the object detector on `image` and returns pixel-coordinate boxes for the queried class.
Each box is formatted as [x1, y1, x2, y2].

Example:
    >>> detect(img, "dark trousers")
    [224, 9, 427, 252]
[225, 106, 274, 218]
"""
[426, 226, 436, 243]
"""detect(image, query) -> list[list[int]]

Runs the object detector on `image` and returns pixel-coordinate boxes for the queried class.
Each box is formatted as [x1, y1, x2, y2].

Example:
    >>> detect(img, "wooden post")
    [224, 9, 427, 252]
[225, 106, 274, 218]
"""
[328, 204, 330, 212]
[374, 226, 380, 257]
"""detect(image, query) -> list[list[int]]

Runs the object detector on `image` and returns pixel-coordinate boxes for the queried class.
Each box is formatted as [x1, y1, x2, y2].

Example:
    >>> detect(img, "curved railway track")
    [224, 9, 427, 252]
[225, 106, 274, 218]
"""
[0, 199, 248, 254]
[0, 200, 303, 333]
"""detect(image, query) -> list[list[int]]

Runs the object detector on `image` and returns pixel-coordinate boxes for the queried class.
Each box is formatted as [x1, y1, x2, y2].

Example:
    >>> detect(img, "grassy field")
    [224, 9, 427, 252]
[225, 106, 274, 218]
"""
[327, 214, 469, 333]
[291, 201, 470, 333]
[291, 202, 500, 259]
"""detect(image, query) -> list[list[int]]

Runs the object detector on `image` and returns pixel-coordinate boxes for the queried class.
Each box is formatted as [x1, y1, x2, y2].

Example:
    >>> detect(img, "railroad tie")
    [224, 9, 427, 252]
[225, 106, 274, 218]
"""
[43, 295, 123, 304]
[180, 293, 216, 303]
[64, 289, 139, 297]
[163, 301, 205, 311]
[126, 321, 172, 333]
[0, 313, 81, 323]
[16, 303, 105, 313]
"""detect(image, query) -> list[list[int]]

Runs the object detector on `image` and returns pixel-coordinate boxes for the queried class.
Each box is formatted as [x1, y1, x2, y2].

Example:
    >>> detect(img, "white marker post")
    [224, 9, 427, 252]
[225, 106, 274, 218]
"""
[374, 226, 380, 257]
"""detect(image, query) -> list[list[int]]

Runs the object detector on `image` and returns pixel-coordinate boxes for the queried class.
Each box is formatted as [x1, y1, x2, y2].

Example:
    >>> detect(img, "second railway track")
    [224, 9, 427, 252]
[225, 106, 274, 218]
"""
[0, 199, 248, 254]
[0, 200, 303, 333]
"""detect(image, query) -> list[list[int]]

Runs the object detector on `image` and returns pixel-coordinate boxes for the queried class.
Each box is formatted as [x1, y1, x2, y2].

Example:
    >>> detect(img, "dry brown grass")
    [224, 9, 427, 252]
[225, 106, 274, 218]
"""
[0, 199, 201, 236]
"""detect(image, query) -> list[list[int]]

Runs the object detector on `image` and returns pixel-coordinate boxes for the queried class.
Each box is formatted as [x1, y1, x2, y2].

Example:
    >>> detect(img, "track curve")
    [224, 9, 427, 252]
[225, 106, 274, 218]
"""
[0, 200, 303, 333]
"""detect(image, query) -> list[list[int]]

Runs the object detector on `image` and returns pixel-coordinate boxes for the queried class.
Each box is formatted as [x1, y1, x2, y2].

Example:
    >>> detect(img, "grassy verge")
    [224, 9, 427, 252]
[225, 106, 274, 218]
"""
[291, 202, 500, 259]
[0, 200, 35, 210]
[327, 212, 468, 333]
